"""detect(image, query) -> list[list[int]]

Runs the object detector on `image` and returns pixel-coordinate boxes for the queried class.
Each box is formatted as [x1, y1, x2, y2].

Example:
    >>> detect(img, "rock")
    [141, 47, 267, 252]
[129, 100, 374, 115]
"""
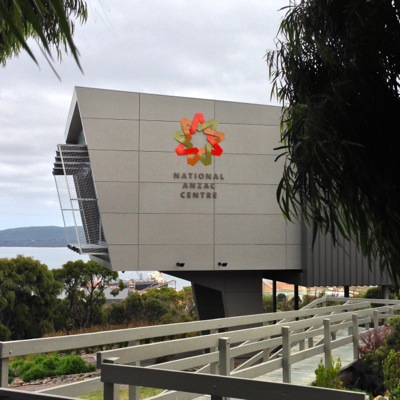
[11, 379, 24, 386]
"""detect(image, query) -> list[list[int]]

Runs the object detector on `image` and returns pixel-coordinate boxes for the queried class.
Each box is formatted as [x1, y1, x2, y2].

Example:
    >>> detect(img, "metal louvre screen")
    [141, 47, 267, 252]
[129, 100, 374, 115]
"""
[53, 144, 108, 254]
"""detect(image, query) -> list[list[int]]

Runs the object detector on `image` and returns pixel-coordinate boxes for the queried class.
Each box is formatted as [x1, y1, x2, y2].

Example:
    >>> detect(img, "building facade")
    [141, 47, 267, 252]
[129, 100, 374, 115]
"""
[53, 87, 391, 319]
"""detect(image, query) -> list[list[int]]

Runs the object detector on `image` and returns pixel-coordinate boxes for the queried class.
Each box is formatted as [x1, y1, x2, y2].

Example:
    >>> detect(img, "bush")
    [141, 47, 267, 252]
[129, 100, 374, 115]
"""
[55, 355, 94, 375]
[312, 356, 344, 390]
[330, 318, 400, 398]
[383, 349, 400, 398]
[22, 364, 49, 382]
[359, 325, 394, 358]
[9, 354, 95, 382]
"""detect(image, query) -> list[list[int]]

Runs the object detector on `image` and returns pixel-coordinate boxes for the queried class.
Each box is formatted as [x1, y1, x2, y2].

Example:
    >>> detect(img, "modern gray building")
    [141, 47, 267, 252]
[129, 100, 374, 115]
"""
[53, 87, 391, 319]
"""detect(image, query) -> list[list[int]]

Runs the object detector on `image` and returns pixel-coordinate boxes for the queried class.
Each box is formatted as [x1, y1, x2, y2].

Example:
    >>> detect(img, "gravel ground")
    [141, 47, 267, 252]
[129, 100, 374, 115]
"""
[9, 371, 101, 392]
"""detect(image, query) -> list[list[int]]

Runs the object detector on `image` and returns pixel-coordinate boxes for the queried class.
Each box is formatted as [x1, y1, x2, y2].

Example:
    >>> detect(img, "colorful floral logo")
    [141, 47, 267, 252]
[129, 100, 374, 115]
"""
[173, 113, 224, 166]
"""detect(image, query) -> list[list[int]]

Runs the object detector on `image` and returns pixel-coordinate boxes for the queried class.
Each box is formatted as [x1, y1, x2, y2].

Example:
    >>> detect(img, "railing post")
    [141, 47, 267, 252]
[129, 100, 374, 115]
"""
[262, 322, 270, 362]
[389, 306, 394, 317]
[352, 314, 359, 360]
[127, 340, 140, 400]
[210, 329, 219, 374]
[298, 327, 306, 351]
[373, 310, 379, 329]
[0, 343, 8, 388]
[103, 357, 120, 400]
[323, 319, 331, 368]
[282, 326, 291, 383]
[218, 337, 230, 376]
[218, 338, 230, 400]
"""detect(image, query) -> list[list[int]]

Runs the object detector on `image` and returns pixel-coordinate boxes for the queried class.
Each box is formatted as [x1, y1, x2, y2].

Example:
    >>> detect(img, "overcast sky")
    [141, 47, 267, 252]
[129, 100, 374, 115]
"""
[0, 0, 289, 230]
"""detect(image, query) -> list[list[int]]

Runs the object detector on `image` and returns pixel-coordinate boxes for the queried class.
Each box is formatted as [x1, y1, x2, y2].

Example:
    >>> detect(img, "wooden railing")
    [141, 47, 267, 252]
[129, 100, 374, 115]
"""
[1, 297, 400, 400]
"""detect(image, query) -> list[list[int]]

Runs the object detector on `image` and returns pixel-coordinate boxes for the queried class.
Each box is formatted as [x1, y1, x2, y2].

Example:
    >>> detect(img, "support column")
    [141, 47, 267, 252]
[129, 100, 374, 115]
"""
[273, 280, 277, 313]
[169, 270, 264, 319]
[294, 285, 299, 310]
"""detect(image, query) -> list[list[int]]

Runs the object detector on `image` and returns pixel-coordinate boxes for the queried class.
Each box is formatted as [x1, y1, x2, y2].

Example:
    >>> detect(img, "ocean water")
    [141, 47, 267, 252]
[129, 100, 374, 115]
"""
[0, 247, 190, 290]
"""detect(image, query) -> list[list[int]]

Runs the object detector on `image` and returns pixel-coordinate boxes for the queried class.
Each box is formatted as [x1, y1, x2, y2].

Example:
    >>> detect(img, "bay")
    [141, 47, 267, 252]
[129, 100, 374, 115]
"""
[0, 247, 190, 290]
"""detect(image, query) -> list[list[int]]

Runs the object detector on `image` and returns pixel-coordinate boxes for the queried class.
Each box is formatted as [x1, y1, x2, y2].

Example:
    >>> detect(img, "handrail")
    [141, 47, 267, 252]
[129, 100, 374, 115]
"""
[1, 297, 399, 400]
[95, 303, 398, 400]
[0, 298, 376, 359]
[100, 363, 366, 400]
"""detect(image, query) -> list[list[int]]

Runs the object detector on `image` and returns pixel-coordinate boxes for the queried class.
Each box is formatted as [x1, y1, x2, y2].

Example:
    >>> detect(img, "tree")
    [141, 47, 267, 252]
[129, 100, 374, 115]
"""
[53, 260, 123, 330]
[0, 255, 62, 340]
[105, 287, 196, 326]
[266, 1, 400, 283]
[141, 287, 196, 324]
[0, 0, 87, 75]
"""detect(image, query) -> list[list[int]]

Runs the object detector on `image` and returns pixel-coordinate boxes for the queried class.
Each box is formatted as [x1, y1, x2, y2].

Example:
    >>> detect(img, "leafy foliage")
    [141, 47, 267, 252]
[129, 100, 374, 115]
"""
[312, 356, 344, 390]
[383, 349, 400, 398]
[266, 0, 400, 283]
[0, 255, 62, 340]
[53, 260, 124, 330]
[106, 287, 196, 326]
[9, 354, 95, 382]
[339, 318, 400, 397]
[0, 0, 87, 75]
[358, 325, 394, 359]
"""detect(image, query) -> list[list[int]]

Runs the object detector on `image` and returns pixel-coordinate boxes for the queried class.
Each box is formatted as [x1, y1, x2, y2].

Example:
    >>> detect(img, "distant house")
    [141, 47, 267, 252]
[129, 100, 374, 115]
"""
[263, 280, 308, 300]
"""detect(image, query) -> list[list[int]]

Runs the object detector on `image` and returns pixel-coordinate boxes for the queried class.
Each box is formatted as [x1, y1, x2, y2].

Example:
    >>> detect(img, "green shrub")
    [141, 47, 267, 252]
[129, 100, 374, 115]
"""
[55, 355, 94, 375]
[389, 386, 400, 400]
[9, 353, 95, 382]
[383, 349, 400, 398]
[312, 356, 344, 389]
[22, 364, 49, 382]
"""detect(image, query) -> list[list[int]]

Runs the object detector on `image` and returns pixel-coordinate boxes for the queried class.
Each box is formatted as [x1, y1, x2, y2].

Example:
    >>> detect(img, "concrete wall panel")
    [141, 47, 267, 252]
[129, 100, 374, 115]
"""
[286, 222, 302, 245]
[76, 87, 140, 119]
[215, 184, 281, 214]
[140, 120, 183, 152]
[139, 151, 215, 182]
[140, 93, 214, 121]
[218, 124, 281, 155]
[139, 214, 214, 245]
[215, 101, 281, 125]
[215, 244, 288, 269]
[215, 214, 286, 245]
[213, 154, 284, 184]
[286, 245, 302, 269]
[82, 119, 139, 150]
[89, 150, 139, 182]
[96, 182, 139, 214]
[101, 213, 138, 244]
[139, 244, 213, 271]
[139, 182, 214, 214]
[107, 245, 139, 270]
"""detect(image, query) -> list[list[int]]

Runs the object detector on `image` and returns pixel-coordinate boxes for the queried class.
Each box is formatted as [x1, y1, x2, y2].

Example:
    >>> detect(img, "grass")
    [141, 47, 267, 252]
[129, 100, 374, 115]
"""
[79, 386, 164, 400]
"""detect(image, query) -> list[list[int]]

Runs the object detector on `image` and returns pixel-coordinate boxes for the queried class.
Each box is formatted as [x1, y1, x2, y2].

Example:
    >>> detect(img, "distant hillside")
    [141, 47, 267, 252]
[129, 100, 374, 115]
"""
[0, 226, 77, 247]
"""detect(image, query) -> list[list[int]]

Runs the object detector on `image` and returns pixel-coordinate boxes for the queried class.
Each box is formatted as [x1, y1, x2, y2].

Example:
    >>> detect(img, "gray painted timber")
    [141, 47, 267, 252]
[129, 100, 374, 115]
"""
[2, 298, 393, 400]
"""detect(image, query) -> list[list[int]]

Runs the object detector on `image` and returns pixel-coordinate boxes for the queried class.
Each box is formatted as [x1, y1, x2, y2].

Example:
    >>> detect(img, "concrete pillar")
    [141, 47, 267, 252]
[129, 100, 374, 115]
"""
[168, 270, 264, 319]
[294, 285, 299, 310]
